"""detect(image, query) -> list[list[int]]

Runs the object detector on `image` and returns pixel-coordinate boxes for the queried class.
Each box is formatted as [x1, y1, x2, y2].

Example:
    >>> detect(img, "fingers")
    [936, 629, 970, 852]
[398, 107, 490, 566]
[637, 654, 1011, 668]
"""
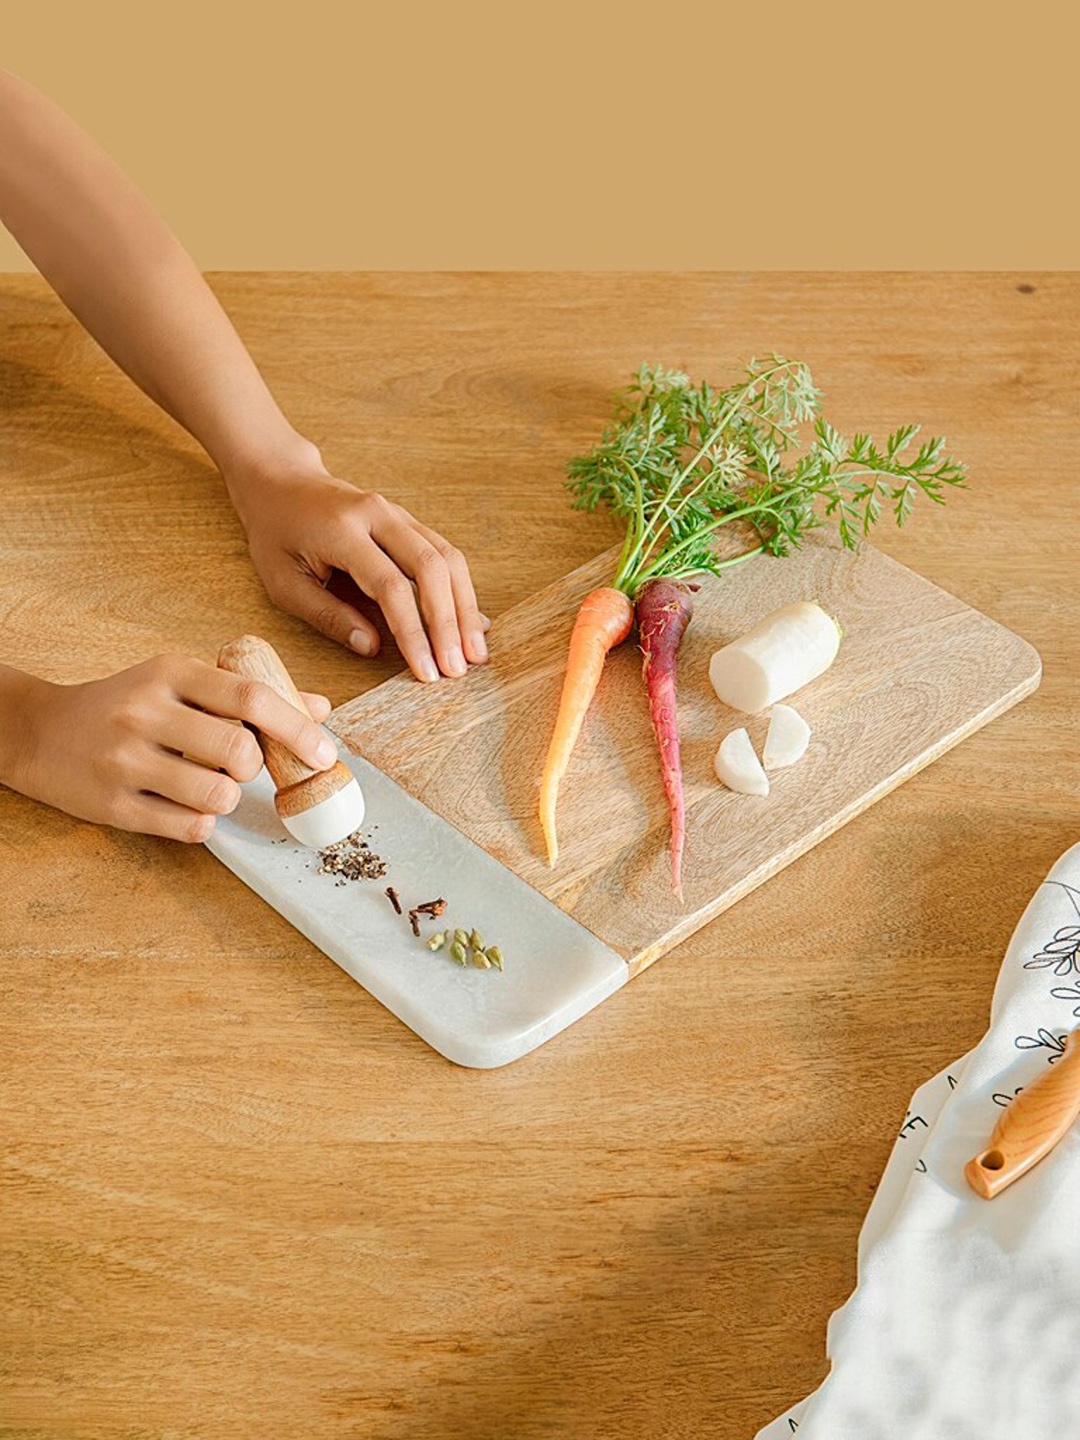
[299, 691, 333, 723]
[269, 571, 382, 659]
[180, 664, 337, 771]
[379, 527, 468, 678]
[118, 694, 336, 846]
[339, 530, 442, 682]
[246, 480, 489, 679]
[157, 687, 331, 782]
[355, 505, 487, 679]
[410, 519, 488, 667]
[142, 750, 243, 819]
[123, 792, 220, 845]
[158, 706, 264, 781]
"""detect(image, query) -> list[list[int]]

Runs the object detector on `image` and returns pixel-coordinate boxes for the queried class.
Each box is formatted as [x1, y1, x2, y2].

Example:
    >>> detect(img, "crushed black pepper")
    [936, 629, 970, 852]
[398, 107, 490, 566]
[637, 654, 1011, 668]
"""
[316, 830, 388, 882]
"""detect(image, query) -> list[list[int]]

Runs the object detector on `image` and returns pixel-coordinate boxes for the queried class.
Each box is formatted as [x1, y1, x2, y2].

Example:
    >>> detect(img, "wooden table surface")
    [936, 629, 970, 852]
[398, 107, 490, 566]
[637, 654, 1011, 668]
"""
[2, 273, 1077, 1439]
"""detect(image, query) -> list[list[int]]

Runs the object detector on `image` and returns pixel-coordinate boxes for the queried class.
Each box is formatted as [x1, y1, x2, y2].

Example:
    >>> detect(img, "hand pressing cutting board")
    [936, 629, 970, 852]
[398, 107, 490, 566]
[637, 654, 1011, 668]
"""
[206, 529, 1040, 1067]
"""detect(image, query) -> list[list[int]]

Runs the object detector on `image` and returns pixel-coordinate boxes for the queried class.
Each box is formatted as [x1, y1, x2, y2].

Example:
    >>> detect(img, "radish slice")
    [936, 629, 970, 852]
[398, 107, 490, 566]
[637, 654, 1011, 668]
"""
[708, 602, 841, 713]
[713, 727, 769, 796]
[763, 704, 811, 769]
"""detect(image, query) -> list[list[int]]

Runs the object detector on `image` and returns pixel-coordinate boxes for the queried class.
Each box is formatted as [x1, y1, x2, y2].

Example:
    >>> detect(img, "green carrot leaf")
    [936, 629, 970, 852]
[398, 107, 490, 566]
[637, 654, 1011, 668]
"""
[565, 359, 966, 595]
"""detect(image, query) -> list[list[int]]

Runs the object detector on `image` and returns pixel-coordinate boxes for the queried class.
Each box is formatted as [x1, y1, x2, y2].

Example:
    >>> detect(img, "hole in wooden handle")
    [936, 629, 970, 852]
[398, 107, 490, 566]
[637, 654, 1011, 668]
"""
[978, 1148, 1005, 1172]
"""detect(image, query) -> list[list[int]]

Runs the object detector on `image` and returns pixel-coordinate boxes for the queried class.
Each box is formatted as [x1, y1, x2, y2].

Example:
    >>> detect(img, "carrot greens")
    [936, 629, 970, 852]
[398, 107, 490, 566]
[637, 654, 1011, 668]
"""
[543, 357, 966, 899]
[566, 358, 967, 590]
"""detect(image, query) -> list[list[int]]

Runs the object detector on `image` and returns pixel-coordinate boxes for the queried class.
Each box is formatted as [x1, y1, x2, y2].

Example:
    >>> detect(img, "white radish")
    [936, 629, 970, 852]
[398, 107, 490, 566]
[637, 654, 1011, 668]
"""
[763, 703, 811, 769]
[709, 602, 841, 713]
[713, 727, 769, 796]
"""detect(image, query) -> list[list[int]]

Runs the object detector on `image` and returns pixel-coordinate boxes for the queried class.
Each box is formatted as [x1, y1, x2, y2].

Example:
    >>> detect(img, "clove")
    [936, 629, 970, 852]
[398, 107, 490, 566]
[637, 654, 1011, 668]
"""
[413, 897, 447, 919]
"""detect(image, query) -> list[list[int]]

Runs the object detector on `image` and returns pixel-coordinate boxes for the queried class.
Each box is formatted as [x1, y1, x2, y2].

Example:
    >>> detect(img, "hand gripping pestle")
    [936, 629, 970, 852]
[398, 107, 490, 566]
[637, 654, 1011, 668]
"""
[217, 635, 364, 849]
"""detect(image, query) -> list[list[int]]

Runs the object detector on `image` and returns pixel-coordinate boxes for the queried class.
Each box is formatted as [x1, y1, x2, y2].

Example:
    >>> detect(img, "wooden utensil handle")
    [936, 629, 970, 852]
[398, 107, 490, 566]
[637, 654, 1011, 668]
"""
[217, 635, 319, 793]
[966, 1029, 1080, 1199]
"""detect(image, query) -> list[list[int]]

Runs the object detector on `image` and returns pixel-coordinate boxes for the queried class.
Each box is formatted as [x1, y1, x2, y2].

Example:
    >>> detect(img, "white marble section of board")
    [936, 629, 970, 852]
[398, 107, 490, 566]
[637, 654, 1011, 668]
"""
[204, 750, 629, 1067]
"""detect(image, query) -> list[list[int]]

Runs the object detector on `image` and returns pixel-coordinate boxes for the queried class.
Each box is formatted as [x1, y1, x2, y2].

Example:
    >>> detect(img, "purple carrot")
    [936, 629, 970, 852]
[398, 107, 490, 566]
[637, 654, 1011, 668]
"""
[635, 577, 697, 900]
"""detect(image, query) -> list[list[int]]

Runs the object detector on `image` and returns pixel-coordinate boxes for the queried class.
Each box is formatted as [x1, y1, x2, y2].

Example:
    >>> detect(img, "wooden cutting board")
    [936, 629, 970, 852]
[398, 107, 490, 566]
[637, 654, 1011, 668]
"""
[331, 530, 1041, 977]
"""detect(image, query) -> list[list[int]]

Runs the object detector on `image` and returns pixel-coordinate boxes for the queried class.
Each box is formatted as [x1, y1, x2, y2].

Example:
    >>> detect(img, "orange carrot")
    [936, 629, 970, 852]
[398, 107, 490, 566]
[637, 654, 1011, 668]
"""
[539, 586, 634, 866]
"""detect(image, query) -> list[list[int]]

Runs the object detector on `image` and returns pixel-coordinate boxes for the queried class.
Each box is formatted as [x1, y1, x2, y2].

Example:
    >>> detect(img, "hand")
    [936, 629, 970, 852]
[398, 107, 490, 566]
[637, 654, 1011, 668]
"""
[227, 455, 490, 683]
[11, 656, 335, 843]
[0, 74, 488, 687]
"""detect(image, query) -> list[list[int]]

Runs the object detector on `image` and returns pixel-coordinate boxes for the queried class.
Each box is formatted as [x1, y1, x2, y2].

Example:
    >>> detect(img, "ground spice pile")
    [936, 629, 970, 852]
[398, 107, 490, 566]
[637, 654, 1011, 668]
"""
[316, 830, 388, 885]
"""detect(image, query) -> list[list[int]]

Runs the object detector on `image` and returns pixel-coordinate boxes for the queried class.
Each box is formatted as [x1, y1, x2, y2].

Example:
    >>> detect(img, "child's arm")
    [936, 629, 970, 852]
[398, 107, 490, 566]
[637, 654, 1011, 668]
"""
[0, 69, 486, 683]
[0, 658, 335, 843]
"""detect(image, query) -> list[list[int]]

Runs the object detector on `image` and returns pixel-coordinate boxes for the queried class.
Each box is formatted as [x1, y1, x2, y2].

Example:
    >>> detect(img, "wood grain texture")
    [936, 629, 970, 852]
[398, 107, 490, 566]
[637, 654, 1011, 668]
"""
[332, 531, 1040, 977]
[966, 1028, 1080, 1198]
[1, 273, 1078, 1439]
[217, 633, 323, 793]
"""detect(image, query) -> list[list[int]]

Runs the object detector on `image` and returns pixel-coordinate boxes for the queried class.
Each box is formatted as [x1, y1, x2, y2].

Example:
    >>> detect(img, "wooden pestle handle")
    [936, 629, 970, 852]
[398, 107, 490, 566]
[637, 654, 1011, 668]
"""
[966, 1029, 1080, 1199]
[217, 635, 321, 793]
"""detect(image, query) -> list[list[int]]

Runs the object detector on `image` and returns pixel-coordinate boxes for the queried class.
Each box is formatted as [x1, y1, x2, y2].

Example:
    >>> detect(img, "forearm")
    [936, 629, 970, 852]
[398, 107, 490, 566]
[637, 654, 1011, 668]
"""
[0, 664, 51, 794]
[0, 70, 313, 487]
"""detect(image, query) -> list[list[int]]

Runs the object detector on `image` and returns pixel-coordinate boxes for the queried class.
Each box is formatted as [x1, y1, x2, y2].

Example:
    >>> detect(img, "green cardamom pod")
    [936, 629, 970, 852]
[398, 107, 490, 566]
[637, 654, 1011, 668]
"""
[449, 941, 468, 966]
[426, 932, 446, 951]
[487, 946, 504, 971]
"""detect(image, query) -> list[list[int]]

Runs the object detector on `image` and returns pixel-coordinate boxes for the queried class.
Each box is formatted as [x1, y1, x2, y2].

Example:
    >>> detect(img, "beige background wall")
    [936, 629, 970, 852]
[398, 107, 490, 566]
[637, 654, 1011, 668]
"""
[2, 0, 1077, 272]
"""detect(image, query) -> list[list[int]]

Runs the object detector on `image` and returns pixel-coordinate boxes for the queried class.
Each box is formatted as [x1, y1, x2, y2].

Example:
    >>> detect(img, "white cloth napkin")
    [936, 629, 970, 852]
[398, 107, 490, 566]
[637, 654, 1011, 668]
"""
[756, 842, 1080, 1440]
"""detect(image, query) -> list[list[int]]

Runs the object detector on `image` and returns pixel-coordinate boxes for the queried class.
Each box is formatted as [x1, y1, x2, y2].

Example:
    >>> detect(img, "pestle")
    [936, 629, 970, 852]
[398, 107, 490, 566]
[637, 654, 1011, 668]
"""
[217, 634, 364, 849]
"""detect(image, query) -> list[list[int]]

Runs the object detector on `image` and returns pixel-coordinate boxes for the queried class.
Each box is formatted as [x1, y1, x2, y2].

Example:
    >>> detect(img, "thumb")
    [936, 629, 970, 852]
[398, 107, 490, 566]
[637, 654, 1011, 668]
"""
[275, 575, 381, 658]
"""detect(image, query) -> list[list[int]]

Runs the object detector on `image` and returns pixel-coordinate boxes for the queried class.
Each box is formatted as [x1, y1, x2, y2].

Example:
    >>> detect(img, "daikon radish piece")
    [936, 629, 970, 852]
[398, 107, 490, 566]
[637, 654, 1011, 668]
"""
[713, 727, 769, 796]
[763, 703, 811, 769]
[709, 602, 841, 713]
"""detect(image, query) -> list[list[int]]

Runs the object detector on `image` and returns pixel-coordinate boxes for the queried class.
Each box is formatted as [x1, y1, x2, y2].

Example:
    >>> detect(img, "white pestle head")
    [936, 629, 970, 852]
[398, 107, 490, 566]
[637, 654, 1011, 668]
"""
[280, 777, 365, 850]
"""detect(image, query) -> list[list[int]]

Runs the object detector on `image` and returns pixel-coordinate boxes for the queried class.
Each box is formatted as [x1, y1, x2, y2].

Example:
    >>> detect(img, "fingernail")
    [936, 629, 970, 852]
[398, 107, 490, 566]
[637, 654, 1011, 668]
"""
[418, 654, 440, 683]
[315, 734, 337, 767]
[468, 631, 488, 661]
[349, 628, 373, 656]
[446, 645, 467, 677]
[480, 614, 492, 632]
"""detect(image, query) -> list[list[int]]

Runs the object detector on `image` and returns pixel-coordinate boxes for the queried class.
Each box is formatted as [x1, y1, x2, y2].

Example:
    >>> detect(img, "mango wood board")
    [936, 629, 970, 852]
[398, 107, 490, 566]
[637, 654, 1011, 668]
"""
[331, 528, 1042, 976]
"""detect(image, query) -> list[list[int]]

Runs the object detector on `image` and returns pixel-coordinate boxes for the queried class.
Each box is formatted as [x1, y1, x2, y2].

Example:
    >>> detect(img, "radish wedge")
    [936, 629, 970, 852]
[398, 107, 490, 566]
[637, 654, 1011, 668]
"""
[714, 728, 769, 796]
[763, 704, 811, 770]
[709, 602, 841, 713]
